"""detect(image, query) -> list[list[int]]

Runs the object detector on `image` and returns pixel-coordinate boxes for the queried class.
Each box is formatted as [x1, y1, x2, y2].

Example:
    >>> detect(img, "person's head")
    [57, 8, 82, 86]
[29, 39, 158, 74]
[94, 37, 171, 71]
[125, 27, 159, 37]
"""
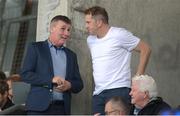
[0, 71, 13, 99]
[129, 75, 158, 108]
[49, 15, 71, 47]
[84, 6, 109, 36]
[105, 96, 130, 115]
[0, 80, 9, 106]
[0, 71, 6, 80]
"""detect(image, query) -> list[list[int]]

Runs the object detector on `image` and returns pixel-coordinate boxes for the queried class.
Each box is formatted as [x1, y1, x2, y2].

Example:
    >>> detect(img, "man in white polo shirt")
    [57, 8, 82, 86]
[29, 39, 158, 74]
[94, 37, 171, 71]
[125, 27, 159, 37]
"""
[84, 6, 151, 115]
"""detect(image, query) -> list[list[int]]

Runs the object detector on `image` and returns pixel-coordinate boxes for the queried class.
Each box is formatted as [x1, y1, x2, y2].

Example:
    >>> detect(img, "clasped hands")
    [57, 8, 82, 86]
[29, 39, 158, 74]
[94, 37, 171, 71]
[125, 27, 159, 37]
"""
[52, 76, 71, 92]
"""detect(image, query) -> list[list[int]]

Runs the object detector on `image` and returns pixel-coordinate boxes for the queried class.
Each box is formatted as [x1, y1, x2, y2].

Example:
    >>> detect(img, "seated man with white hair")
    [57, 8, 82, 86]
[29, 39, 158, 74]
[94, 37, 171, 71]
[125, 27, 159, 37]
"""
[129, 75, 171, 115]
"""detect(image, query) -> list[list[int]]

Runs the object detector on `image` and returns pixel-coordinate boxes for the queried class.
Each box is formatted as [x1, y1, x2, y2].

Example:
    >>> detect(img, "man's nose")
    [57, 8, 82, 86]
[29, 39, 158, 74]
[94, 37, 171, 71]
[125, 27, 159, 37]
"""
[129, 91, 132, 95]
[85, 24, 89, 29]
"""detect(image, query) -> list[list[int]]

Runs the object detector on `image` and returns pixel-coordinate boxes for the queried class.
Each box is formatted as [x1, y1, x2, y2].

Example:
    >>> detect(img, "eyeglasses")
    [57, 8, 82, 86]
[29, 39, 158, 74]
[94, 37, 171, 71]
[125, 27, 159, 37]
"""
[105, 109, 120, 115]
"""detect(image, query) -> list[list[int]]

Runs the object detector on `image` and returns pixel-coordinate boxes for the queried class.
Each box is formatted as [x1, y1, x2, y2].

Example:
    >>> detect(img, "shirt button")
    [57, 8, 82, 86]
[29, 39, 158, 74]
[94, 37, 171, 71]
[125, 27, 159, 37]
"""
[49, 89, 53, 92]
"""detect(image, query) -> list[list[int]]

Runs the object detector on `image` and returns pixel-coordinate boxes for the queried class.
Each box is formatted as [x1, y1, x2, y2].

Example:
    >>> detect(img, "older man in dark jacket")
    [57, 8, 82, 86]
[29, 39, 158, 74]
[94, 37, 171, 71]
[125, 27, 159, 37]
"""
[20, 15, 83, 115]
[129, 75, 171, 115]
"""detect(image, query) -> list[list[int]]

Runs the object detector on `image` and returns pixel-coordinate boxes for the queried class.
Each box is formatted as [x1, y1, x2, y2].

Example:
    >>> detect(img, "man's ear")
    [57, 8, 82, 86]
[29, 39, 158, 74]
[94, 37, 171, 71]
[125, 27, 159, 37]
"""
[96, 19, 103, 28]
[49, 23, 56, 33]
[144, 91, 150, 98]
[50, 27, 54, 33]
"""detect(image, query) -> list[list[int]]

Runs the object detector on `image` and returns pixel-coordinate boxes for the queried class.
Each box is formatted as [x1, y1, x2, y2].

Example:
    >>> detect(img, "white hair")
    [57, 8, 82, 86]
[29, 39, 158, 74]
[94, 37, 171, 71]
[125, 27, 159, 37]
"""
[132, 75, 158, 98]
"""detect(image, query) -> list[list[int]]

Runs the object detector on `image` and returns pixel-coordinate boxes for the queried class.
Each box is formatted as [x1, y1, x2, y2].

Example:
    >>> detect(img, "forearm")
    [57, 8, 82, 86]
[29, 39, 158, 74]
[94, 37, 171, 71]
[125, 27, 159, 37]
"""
[136, 43, 151, 75]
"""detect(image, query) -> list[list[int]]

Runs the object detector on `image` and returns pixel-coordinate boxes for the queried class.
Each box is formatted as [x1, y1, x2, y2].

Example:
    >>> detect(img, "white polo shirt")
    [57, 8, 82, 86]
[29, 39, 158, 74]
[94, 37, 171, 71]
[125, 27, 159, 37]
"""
[87, 27, 140, 95]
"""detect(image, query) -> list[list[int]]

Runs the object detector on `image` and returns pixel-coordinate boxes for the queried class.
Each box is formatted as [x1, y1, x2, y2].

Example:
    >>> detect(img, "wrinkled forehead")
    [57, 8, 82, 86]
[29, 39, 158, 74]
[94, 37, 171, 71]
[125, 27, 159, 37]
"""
[132, 79, 140, 84]
[131, 80, 140, 88]
[85, 14, 93, 19]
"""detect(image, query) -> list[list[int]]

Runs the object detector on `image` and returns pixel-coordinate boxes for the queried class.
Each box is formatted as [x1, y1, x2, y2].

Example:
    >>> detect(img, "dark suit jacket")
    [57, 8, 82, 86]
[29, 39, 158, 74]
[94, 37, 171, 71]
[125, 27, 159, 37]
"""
[129, 97, 171, 115]
[20, 40, 83, 114]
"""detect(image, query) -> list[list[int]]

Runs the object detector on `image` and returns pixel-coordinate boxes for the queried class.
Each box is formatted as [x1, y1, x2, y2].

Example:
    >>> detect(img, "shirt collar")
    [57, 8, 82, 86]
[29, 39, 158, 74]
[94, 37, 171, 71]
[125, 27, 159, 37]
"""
[134, 107, 141, 115]
[48, 39, 64, 50]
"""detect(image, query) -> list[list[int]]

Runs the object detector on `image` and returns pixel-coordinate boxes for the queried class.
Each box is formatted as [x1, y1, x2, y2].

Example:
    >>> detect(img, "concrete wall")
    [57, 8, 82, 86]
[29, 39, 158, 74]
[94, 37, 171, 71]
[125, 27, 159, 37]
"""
[67, 0, 95, 114]
[36, 0, 180, 114]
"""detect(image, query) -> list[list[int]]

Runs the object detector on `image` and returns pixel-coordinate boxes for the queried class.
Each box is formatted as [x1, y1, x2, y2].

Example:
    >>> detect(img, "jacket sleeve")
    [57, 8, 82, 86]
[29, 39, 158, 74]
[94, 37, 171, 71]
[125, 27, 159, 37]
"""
[66, 53, 83, 93]
[20, 43, 52, 88]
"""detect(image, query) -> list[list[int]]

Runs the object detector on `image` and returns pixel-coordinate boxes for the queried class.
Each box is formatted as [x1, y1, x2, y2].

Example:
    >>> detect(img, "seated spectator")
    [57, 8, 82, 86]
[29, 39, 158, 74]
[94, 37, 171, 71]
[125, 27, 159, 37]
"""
[0, 104, 26, 115]
[105, 96, 130, 115]
[8, 74, 21, 82]
[0, 71, 13, 100]
[0, 80, 14, 111]
[129, 75, 171, 115]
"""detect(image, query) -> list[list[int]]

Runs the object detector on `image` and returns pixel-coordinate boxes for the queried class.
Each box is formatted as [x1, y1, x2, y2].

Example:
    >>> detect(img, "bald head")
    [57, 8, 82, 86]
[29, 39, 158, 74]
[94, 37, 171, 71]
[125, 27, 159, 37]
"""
[105, 96, 130, 115]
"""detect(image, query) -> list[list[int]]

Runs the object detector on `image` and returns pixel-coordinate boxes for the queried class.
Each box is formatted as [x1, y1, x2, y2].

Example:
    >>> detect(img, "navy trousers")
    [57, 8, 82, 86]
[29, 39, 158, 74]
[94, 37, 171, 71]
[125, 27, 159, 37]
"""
[92, 87, 131, 115]
[27, 101, 66, 115]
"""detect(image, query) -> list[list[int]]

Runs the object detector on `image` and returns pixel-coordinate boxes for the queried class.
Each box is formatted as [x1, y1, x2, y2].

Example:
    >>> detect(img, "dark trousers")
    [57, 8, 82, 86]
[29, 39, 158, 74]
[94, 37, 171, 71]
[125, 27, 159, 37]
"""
[27, 101, 65, 115]
[92, 87, 131, 115]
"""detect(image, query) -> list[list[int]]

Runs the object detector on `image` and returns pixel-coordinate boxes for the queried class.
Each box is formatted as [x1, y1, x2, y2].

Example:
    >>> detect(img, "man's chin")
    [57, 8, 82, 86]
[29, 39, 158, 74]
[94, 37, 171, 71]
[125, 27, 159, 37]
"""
[131, 100, 135, 104]
[89, 33, 96, 36]
[56, 42, 65, 46]
[58, 39, 66, 42]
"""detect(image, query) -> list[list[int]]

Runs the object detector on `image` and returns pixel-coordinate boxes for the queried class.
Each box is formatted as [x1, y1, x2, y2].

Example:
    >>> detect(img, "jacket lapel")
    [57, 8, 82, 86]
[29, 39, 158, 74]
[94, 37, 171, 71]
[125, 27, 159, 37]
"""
[63, 48, 70, 79]
[43, 40, 54, 77]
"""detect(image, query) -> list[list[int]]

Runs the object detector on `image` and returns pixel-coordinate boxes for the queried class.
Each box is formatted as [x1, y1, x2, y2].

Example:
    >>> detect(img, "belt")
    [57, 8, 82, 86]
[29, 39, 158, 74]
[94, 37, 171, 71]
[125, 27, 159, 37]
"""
[32, 84, 51, 89]
[50, 100, 64, 105]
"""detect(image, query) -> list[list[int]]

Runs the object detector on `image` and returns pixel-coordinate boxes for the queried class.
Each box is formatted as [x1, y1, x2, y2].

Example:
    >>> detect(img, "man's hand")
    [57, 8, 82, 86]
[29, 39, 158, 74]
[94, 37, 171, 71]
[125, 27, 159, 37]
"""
[52, 76, 71, 92]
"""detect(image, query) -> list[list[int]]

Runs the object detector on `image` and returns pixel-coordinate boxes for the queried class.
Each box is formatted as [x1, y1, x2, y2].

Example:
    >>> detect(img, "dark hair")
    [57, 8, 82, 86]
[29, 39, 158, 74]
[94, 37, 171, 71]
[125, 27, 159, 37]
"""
[84, 6, 109, 24]
[0, 80, 9, 95]
[0, 71, 6, 80]
[51, 15, 71, 24]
